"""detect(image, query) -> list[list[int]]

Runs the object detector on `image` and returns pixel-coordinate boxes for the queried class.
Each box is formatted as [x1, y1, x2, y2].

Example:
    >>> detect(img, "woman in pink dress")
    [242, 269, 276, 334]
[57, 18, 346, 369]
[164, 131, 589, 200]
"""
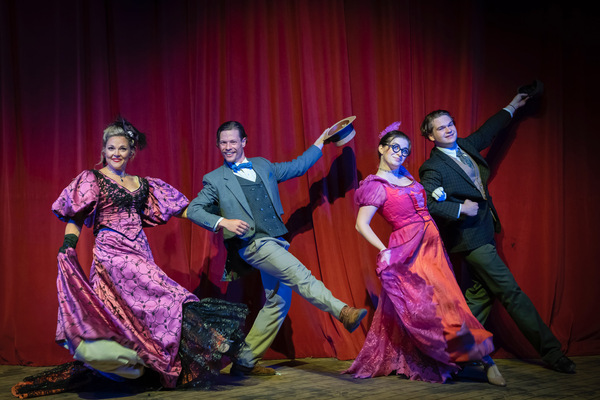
[345, 124, 505, 386]
[13, 119, 247, 398]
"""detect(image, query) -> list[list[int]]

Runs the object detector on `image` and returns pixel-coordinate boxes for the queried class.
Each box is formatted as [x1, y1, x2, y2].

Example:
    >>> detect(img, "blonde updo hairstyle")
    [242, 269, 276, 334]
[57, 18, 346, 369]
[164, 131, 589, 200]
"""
[99, 117, 147, 166]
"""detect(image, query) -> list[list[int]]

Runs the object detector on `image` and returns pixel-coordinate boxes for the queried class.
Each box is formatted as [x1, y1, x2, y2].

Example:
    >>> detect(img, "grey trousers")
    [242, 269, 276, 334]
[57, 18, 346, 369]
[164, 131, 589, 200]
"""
[236, 237, 347, 367]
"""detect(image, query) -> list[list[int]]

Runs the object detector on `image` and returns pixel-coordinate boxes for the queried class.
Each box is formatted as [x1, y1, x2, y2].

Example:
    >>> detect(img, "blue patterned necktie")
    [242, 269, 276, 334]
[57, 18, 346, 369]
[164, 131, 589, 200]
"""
[455, 148, 474, 169]
[231, 161, 253, 173]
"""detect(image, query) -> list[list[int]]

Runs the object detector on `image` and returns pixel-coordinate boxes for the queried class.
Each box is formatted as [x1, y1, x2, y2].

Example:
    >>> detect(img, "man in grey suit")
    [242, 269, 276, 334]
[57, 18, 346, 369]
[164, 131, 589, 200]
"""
[418, 93, 576, 374]
[186, 121, 367, 376]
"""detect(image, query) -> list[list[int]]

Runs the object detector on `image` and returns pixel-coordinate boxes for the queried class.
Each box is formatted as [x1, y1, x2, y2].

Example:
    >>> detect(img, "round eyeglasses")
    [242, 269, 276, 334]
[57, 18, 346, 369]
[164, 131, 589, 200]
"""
[387, 144, 410, 157]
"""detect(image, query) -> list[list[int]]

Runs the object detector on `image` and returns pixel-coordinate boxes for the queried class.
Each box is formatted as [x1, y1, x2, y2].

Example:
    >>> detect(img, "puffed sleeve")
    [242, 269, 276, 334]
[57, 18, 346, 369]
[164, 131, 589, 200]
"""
[52, 170, 99, 228]
[354, 177, 387, 208]
[142, 177, 190, 227]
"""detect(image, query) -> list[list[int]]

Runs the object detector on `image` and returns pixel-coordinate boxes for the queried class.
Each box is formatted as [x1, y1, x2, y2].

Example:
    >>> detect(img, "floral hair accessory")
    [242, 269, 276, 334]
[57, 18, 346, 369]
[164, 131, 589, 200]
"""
[378, 121, 402, 139]
[120, 118, 135, 139]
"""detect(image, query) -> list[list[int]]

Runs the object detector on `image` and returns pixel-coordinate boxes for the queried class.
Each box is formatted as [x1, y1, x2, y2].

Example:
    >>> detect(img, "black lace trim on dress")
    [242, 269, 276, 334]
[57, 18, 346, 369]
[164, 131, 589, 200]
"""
[90, 170, 149, 236]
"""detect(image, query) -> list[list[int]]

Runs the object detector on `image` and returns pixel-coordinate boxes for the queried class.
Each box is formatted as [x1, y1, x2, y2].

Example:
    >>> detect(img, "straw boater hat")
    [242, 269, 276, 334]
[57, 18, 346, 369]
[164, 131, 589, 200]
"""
[324, 116, 357, 146]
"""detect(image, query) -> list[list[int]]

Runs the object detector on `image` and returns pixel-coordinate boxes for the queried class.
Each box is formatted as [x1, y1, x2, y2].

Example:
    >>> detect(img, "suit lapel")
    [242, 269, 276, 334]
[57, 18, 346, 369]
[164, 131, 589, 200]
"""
[221, 165, 253, 216]
[457, 138, 488, 168]
[457, 138, 490, 184]
[432, 147, 480, 192]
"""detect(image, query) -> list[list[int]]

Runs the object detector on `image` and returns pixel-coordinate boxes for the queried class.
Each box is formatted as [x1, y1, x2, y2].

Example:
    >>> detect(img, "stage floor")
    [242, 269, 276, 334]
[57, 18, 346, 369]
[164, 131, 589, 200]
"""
[2, 355, 599, 399]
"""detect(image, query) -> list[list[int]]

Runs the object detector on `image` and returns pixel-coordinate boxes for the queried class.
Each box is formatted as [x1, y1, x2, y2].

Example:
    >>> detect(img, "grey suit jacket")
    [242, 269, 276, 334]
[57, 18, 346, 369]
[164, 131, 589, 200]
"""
[419, 109, 512, 253]
[187, 145, 322, 242]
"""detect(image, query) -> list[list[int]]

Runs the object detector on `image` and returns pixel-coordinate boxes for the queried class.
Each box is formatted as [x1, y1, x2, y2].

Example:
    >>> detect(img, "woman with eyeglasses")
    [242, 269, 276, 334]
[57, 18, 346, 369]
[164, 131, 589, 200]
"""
[345, 124, 505, 386]
[12, 118, 248, 398]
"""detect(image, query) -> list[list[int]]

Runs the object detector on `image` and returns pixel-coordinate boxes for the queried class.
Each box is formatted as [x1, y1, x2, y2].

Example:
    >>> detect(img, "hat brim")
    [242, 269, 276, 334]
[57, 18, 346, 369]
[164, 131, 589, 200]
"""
[325, 116, 357, 147]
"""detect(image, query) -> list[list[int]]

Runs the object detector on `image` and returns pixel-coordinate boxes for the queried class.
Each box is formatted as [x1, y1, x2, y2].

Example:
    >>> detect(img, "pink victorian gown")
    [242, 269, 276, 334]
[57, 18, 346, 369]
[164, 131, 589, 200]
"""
[345, 172, 494, 383]
[15, 170, 247, 396]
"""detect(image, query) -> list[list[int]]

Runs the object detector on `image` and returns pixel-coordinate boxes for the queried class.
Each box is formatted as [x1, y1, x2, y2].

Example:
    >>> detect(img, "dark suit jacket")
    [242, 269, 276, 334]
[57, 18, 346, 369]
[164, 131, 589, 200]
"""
[419, 110, 512, 253]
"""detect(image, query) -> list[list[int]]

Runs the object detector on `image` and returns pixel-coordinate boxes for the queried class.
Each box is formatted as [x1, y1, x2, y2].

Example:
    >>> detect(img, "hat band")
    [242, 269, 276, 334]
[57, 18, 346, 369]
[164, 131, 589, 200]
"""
[328, 123, 355, 143]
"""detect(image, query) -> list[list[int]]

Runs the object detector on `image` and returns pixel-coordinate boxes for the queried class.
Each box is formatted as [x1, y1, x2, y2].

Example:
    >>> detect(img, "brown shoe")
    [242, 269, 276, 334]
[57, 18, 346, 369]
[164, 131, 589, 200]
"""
[339, 306, 367, 333]
[230, 363, 277, 376]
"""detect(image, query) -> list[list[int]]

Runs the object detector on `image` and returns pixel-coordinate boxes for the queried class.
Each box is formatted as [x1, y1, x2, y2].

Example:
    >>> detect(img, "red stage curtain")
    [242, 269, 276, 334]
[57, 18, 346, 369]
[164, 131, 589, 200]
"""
[1, 0, 599, 366]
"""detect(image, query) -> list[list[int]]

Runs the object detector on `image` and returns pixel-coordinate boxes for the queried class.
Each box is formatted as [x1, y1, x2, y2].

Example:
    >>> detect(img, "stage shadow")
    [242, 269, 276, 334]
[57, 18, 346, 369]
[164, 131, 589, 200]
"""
[285, 146, 358, 242]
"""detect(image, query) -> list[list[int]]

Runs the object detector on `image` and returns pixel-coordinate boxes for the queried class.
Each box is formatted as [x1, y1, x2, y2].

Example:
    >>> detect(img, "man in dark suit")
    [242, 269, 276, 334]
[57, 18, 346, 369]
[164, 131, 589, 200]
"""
[186, 121, 366, 376]
[418, 93, 576, 373]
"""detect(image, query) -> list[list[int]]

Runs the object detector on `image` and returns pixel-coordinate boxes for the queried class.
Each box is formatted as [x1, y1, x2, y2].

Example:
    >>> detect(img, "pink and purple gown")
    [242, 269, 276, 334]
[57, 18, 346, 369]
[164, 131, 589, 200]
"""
[50, 170, 247, 388]
[345, 173, 494, 383]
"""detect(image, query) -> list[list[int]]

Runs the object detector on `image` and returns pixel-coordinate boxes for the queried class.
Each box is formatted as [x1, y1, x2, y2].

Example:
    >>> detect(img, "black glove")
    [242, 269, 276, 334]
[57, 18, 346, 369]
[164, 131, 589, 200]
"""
[58, 234, 79, 254]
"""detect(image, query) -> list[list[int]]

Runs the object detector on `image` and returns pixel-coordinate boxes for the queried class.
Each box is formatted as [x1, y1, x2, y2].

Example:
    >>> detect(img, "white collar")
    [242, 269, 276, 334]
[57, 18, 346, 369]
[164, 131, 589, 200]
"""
[436, 146, 459, 157]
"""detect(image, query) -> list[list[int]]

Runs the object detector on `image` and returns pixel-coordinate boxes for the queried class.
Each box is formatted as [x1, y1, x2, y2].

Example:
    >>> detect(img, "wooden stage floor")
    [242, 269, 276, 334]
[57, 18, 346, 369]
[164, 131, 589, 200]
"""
[2, 355, 599, 399]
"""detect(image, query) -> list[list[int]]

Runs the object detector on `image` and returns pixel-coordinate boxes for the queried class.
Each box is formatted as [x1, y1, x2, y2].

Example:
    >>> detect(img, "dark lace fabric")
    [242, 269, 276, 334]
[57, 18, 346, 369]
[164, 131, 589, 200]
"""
[11, 362, 92, 399]
[90, 170, 150, 235]
[177, 299, 249, 388]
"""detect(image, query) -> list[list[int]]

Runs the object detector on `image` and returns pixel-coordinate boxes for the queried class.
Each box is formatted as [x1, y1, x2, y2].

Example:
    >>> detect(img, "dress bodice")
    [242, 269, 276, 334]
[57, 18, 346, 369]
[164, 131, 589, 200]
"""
[355, 174, 432, 231]
[52, 169, 189, 240]
[91, 170, 150, 239]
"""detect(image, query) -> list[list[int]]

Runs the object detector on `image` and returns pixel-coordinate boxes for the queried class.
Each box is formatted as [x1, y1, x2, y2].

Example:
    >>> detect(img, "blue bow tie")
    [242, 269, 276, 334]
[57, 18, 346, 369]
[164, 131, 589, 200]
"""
[231, 161, 253, 173]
